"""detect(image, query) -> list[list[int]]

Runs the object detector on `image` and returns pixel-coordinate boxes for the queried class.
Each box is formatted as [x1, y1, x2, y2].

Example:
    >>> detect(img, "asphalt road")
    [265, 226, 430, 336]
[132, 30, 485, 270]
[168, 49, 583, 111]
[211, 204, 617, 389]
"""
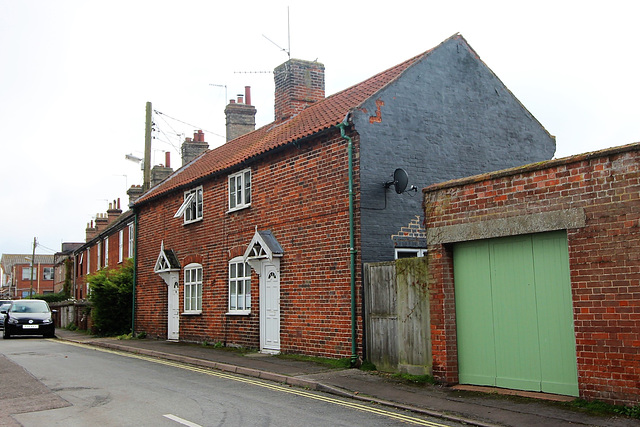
[1, 338, 465, 427]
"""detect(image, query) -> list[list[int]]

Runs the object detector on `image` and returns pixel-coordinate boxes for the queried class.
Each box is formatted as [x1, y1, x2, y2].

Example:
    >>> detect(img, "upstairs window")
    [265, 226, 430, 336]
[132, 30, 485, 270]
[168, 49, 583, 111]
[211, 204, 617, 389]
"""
[228, 169, 251, 212]
[22, 267, 36, 280]
[128, 223, 134, 258]
[104, 238, 109, 267]
[43, 267, 54, 280]
[184, 263, 203, 313]
[174, 187, 203, 224]
[118, 229, 124, 263]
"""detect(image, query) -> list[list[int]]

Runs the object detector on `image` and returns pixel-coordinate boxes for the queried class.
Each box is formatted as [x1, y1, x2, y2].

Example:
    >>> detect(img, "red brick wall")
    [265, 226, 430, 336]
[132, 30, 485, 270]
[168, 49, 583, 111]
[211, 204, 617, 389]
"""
[14, 263, 55, 297]
[424, 144, 640, 405]
[135, 130, 362, 358]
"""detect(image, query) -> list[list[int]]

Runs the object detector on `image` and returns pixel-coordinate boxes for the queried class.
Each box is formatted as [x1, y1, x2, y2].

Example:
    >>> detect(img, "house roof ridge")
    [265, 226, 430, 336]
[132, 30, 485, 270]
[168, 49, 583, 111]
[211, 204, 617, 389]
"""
[134, 35, 462, 206]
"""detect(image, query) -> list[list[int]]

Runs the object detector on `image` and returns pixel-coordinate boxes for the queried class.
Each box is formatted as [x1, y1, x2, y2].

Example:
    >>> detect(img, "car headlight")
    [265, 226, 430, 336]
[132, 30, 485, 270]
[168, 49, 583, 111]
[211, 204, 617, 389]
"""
[42, 318, 53, 324]
[7, 318, 18, 324]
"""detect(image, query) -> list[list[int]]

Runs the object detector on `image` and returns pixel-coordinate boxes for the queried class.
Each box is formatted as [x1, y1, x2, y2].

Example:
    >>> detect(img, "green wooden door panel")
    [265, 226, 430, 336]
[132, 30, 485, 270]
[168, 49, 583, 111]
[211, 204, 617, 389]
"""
[490, 236, 542, 392]
[454, 232, 579, 396]
[454, 240, 496, 386]
[532, 231, 579, 396]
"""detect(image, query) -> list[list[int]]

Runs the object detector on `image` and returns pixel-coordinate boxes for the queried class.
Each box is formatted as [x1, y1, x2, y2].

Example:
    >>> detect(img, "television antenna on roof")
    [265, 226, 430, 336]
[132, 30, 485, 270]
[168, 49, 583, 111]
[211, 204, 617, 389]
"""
[262, 6, 291, 60]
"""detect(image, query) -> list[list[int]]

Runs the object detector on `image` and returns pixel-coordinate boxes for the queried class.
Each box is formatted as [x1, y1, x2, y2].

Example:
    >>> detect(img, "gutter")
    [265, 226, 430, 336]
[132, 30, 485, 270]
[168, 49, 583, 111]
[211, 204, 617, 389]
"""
[337, 114, 358, 367]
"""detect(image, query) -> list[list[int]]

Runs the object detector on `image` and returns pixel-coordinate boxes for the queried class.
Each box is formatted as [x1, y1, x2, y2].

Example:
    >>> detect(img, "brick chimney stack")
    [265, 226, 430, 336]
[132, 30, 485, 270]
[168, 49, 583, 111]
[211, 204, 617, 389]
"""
[151, 153, 174, 188]
[107, 199, 122, 224]
[94, 213, 108, 233]
[274, 59, 325, 122]
[224, 86, 257, 142]
[85, 220, 97, 242]
[127, 185, 144, 206]
[181, 130, 209, 165]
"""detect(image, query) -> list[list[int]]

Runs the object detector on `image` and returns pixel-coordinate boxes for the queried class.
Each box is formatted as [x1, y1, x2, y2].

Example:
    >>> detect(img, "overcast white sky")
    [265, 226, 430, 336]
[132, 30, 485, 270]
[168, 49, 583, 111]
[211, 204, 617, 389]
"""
[1, 0, 638, 256]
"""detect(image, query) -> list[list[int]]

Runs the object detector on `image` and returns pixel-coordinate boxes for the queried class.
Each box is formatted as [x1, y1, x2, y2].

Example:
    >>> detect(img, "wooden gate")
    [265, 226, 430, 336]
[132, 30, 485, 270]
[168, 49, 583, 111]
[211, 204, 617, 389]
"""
[364, 258, 431, 374]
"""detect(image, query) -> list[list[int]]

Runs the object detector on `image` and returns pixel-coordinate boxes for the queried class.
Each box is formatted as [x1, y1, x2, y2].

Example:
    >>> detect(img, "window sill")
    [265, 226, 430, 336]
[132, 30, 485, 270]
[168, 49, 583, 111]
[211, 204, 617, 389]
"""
[181, 311, 202, 316]
[226, 311, 251, 316]
[183, 217, 203, 226]
[227, 204, 251, 214]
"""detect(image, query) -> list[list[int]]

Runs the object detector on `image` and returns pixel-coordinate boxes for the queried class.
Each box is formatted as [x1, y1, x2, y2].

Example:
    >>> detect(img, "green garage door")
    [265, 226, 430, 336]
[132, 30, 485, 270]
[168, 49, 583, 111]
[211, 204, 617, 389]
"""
[454, 231, 578, 396]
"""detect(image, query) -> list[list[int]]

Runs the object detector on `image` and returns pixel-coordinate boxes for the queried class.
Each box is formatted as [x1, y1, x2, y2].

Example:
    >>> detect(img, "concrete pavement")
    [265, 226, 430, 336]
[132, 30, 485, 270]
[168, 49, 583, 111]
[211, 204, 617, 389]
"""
[53, 329, 636, 427]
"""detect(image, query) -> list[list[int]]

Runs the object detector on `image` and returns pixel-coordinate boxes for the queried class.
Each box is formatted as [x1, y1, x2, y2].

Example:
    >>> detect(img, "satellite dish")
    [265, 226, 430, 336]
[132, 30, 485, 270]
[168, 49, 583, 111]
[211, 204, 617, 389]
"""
[384, 168, 410, 194]
[393, 168, 409, 194]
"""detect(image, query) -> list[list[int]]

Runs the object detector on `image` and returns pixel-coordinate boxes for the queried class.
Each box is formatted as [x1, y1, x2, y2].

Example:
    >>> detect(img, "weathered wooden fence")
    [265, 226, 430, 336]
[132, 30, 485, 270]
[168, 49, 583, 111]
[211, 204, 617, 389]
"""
[363, 258, 431, 375]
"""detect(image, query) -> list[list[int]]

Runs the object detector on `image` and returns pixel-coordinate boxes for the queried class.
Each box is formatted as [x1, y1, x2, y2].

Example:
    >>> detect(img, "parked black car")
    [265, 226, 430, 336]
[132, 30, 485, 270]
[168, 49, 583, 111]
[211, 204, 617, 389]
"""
[2, 299, 55, 338]
[0, 303, 11, 330]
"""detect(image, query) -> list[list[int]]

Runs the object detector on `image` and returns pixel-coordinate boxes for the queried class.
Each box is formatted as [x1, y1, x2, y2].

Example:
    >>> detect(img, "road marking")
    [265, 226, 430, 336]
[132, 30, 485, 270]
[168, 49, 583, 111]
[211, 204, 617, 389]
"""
[163, 414, 202, 427]
[57, 340, 449, 426]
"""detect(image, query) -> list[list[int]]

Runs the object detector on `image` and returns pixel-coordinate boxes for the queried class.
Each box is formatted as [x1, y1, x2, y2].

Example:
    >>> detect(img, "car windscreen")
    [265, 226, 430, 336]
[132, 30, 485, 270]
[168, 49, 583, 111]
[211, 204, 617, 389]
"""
[9, 301, 50, 313]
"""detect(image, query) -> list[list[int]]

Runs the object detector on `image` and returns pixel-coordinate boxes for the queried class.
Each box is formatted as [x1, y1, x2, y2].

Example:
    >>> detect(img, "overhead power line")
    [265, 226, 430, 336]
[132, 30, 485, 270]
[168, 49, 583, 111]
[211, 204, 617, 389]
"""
[153, 110, 224, 140]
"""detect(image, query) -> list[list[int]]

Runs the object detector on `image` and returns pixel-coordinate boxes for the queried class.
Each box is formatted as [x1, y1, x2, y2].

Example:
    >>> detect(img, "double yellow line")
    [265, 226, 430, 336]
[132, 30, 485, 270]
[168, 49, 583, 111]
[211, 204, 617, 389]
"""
[58, 340, 449, 426]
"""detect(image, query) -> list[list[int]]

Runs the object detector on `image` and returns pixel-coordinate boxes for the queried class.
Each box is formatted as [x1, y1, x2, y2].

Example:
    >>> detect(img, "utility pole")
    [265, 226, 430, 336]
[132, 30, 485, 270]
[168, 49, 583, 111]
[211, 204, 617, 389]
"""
[29, 237, 36, 299]
[143, 101, 152, 191]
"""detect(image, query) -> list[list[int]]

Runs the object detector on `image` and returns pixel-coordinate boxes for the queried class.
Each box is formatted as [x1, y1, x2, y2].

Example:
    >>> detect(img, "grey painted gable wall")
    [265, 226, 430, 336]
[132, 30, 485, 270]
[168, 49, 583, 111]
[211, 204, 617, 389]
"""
[352, 37, 556, 264]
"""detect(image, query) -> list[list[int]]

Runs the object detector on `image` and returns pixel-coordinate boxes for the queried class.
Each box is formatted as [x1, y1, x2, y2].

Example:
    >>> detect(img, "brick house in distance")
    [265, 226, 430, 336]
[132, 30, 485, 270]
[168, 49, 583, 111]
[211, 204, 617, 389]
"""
[423, 143, 640, 404]
[133, 34, 556, 358]
[0, 254, 55, 298]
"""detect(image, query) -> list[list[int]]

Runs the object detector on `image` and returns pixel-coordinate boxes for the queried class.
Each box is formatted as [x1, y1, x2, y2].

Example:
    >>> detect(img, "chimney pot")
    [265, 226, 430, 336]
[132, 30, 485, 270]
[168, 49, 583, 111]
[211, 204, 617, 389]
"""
[245, 86, 251, 106]
[237, 95, 244, 104]
[165, 152, 171, 168]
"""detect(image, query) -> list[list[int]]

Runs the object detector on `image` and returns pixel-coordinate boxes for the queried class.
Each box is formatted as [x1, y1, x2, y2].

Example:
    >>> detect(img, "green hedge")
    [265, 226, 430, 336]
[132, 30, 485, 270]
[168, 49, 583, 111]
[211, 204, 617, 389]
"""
[88, 260, 133, 336]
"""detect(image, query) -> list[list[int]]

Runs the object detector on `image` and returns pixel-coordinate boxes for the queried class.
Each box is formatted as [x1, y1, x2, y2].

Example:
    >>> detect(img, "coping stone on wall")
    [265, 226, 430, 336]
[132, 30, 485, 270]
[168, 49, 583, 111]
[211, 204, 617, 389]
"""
[426, 208, 586, 245]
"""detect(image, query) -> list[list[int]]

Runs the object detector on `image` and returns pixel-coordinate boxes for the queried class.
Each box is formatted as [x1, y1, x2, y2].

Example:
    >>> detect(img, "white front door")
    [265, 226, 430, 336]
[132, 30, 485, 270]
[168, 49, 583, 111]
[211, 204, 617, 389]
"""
[260, 262, 280, 353]
[167, 278, 179, 340]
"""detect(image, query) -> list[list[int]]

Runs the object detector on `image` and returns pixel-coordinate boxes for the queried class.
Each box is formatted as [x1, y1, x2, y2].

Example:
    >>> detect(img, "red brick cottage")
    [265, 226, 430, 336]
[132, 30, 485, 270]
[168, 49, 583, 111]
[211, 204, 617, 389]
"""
[424, 142, 640, 405]
[132, 34, 556, 359]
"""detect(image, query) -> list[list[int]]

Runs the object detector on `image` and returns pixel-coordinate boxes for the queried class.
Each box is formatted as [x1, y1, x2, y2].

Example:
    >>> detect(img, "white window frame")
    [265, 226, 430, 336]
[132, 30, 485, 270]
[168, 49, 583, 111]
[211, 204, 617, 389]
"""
[394, 248, 427, 259]
[228, 169, 251, 212]
[22, 267, 36, 280]
[97, 241, 102, 269]
[118, 229, 124, 263]
[43, 267, 54, 280]
[183, 263, 203, 314]
[128, 223, 134, 258]
[87, 249, 90, 274]
[104, 238, 109, 267]
[228, 257, 251, 314]
[174, 187, 203, 224]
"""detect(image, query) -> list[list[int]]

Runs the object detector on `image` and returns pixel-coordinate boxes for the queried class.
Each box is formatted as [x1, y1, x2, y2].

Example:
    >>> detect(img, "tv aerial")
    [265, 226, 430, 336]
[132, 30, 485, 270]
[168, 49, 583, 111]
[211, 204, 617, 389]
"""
[263, 6, 291, 60]
[235, 7, 292, 76]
